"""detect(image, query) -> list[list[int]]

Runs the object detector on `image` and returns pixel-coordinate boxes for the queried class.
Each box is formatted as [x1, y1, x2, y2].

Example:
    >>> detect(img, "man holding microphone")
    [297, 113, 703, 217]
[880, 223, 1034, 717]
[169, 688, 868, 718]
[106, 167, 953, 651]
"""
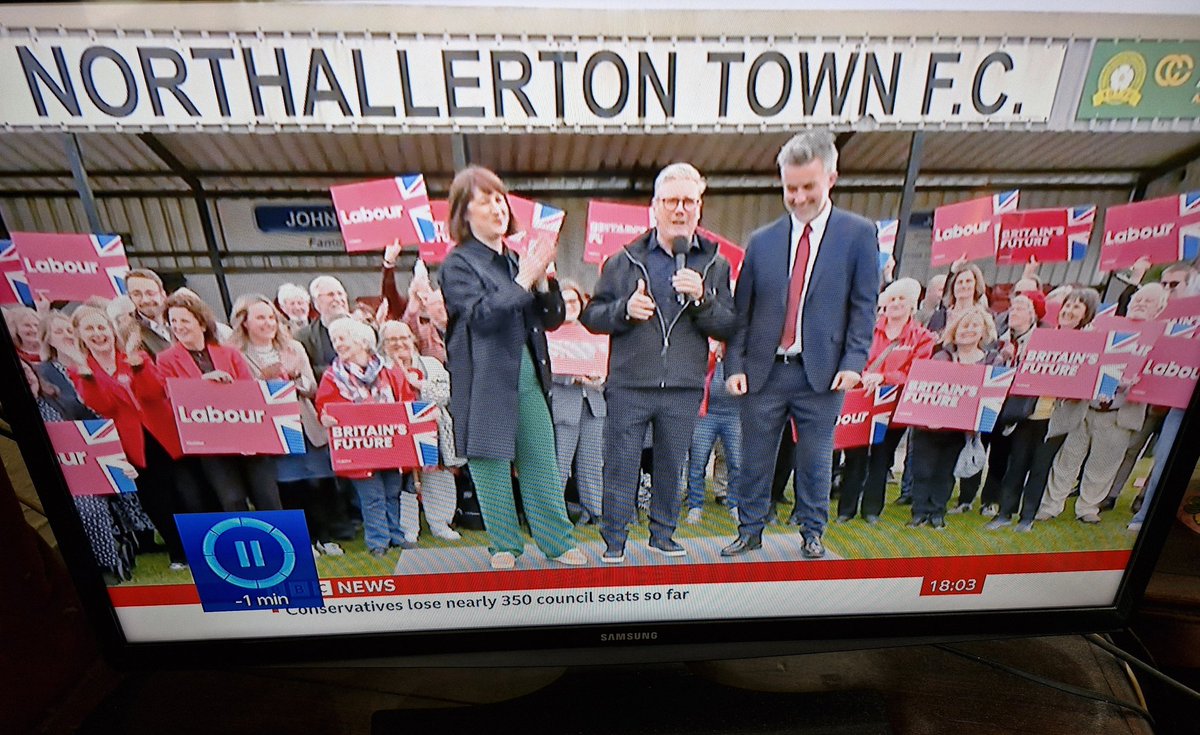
[580, 162, 737, 564]
[723, 131, 880, 559]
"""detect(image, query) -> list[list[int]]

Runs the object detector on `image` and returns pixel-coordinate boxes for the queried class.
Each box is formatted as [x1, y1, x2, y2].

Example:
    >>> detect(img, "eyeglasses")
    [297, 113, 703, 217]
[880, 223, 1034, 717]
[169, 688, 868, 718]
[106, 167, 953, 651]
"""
[657, 197, 701, 212]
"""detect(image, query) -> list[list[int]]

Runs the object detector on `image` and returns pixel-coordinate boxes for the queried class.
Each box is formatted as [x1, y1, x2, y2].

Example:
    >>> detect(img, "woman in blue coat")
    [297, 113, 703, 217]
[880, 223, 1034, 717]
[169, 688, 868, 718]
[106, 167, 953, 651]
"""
[439, 165, 584, 570]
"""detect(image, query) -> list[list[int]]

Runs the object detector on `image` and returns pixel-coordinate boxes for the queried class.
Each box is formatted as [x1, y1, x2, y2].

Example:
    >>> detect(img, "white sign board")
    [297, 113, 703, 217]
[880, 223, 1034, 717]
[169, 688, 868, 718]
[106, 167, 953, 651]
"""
[1, 32, 1067, 131]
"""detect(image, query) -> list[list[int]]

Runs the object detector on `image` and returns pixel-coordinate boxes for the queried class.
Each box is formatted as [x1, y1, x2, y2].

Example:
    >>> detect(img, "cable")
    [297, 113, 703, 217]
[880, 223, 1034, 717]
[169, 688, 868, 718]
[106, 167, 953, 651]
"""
[1085, 633, 1200, 702]
[933, 644, 1154, 726]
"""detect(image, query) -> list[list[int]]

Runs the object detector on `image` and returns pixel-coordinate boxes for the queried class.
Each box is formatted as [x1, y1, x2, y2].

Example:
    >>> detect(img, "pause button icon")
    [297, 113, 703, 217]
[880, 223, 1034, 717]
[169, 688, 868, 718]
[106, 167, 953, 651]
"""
[235, 540, 266, 568]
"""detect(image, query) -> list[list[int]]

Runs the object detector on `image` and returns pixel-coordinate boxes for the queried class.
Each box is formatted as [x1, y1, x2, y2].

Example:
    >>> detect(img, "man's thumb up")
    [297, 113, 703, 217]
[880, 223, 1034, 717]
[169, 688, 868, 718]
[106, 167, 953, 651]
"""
[635, 278, 647, 296]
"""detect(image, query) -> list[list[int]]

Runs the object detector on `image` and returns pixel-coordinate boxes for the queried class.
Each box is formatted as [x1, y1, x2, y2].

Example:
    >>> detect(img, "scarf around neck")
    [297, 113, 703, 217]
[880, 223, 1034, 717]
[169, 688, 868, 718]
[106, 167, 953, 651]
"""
[330, 354, 393, 404]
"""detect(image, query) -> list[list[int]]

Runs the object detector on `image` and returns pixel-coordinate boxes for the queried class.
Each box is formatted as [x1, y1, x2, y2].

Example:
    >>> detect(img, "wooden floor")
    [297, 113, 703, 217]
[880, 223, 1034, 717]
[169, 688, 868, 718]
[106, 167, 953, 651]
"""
[2, 434, 1189, 735]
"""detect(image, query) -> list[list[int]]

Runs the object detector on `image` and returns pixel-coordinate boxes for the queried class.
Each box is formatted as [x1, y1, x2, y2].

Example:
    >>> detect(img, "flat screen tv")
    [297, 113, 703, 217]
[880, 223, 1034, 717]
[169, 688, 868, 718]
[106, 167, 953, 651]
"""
[1, 0, 1198, 673]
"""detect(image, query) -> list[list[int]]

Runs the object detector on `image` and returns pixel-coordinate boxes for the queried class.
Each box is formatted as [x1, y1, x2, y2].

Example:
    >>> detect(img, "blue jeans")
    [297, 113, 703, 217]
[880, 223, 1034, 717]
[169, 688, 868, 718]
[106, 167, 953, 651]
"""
[1131, 407, 1184, 526]
[687, 410, 742, 510]
[351, 469, 405, 552]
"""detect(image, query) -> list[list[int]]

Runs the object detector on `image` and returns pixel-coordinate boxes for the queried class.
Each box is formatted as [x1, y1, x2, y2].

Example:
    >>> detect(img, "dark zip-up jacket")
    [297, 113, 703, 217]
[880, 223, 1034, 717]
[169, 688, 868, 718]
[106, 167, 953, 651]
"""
[580, 229, 737, 389]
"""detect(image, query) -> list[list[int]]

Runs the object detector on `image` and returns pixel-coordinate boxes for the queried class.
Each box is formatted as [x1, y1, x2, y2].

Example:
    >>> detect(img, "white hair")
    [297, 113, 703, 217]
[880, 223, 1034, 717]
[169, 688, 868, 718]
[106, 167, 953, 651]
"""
[1133, 282, 1170, 313]
[882, 277, 922, 307]
[277, 282, 310, 304]
[106, 295, 135, 320]
[328, 316, 376, 352]
[653, 162, 707, 198]
[777, 131, 838, 174]
[308, 275, 346, 300]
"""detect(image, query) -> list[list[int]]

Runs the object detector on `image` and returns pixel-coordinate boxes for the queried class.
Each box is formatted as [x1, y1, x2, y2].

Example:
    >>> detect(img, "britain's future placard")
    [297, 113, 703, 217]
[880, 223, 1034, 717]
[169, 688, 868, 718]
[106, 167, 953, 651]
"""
[996, 206, 1095, 265]
[893, 361, 1014, 433]
[325, 401, 439, 472]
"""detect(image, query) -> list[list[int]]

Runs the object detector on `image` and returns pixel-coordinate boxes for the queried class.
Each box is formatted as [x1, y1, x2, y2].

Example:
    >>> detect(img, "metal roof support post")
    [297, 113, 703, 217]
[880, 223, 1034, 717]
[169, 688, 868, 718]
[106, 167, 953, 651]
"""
[892, 131, 925, 271]
[137, 134, 234, 316]
[451, 134, 471, 171]
[60, 134, 104, 232]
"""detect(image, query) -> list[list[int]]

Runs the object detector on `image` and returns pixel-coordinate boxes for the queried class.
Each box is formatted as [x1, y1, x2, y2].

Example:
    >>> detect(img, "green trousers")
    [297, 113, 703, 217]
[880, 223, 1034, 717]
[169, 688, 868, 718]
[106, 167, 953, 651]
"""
[468, 349, 575, 558]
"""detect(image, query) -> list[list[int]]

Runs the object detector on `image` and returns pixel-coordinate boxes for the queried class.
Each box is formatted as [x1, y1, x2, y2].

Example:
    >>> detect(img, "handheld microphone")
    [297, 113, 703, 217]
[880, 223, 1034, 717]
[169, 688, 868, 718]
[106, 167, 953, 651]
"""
[672, 236, 690, 305]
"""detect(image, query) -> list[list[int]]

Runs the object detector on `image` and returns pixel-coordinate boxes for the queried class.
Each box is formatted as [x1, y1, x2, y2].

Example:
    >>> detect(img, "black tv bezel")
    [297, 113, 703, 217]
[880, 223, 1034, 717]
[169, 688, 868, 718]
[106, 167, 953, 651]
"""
[2, 304, 1196, 671]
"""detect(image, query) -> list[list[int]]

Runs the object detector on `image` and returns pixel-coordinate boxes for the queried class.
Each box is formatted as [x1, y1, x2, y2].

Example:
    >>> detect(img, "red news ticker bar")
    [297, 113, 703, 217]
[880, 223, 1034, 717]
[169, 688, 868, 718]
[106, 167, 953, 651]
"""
[107, 550, 1132, 608]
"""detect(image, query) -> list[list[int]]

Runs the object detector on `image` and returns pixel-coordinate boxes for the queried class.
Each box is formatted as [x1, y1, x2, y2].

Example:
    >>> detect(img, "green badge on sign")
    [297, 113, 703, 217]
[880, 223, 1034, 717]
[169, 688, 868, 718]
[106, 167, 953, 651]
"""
[1077, 41, 1200, 120]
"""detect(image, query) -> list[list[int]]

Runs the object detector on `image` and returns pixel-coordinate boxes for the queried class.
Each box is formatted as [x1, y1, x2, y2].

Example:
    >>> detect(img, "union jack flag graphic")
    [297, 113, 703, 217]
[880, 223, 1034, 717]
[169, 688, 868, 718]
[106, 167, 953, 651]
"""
[89, 234, 124, 257]
[993, 190, 1020, 215]
[531, 203, 565, 234]
[88, 235, 128, 296]
[1089, 331, 1142, 400]
[260, 380, 306, 455]
[875, 220, 898, 252]
[406, 401, 440, 466]
[875, 219, 898, 271]
[875, 384, 900, 405]
[395, 175, 438, 244]
[1105, 330, 1141, 355]
[1097, 302, 1118, 318]
[1182, 191, 1200, 217]
[1094, 363, 1124, 401]
[1164, 319, 1200, 339]
[871, 385, 900, 444]
[396, 175, 428, 201]
[0, 239, 31, 305]
[45, 419, 138, 495]
[1068, 206, 1096, 261]
[1180, 192, 1200, 261]
[975, 366, 1015, 433]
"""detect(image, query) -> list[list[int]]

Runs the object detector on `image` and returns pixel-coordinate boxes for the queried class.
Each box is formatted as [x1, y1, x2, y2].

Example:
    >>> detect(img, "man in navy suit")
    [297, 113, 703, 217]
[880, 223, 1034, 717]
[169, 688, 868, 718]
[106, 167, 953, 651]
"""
[723, 131, 880, 559]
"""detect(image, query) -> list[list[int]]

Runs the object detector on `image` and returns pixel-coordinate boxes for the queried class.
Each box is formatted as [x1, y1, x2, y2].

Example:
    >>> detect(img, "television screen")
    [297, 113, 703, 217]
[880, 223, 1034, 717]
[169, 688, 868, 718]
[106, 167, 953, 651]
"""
[1, 1, 1198, 666]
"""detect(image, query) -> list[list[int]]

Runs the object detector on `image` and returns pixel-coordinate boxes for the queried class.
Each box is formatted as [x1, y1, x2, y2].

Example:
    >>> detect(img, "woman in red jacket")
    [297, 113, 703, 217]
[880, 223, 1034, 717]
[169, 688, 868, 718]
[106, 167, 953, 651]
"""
[316, 317, 416, 557]
[69, 305, 189, 569]
[158, 291, 282, 513]
[836, 278, 937, 523]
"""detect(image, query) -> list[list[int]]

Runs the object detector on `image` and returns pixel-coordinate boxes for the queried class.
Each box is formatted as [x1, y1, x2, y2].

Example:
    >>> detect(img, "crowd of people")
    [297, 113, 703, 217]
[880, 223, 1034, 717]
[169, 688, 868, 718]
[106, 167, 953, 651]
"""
[6, 129, 1195, 579]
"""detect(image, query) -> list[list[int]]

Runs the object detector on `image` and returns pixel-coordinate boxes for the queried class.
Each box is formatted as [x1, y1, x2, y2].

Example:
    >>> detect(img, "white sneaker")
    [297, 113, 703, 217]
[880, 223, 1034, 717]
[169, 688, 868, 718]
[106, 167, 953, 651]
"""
[686, 507, 703, 525]
[490, 551, 516, 570]
[312, 545, 321, 560]
[316, 541, 345, 557]
[432, 526, 462, 541]
[552, 548, 587, 566]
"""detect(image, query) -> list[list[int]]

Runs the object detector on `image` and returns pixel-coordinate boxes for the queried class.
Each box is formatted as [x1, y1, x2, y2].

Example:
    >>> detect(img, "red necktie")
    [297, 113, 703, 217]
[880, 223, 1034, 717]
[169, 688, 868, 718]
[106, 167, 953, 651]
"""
[779, 223, 811, 350]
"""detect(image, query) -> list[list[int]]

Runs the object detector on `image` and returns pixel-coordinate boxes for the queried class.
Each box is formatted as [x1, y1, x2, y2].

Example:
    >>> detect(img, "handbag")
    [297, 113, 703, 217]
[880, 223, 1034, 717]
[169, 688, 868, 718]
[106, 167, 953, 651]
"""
[954, 432, 987, 479]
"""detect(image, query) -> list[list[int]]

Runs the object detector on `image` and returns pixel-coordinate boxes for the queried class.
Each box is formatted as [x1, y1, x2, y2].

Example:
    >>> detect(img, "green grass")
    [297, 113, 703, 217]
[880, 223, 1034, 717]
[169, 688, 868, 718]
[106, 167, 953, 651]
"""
[115, 464, 1148, 587]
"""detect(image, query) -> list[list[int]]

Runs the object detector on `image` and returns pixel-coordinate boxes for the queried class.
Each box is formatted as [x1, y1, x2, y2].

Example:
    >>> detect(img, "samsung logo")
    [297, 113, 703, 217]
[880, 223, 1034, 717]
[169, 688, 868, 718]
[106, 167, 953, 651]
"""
[599, 632, 659, 642]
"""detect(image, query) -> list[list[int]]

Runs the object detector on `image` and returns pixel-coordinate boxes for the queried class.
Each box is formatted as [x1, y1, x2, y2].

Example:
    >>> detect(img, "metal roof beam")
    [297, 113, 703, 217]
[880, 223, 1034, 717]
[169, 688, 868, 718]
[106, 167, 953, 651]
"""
[136, 133, 233, 315]
[1132, 139, 1200, 201]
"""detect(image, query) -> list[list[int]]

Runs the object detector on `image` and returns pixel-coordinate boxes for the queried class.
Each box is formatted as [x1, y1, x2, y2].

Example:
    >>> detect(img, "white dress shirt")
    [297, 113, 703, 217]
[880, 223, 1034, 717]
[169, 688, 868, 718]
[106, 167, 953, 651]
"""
[779, 199, 832, 355]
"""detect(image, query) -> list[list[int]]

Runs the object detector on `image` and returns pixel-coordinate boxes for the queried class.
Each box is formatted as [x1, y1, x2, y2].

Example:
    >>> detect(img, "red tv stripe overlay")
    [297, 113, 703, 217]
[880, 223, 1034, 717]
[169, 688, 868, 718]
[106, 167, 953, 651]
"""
[108, 550, 1132, 608]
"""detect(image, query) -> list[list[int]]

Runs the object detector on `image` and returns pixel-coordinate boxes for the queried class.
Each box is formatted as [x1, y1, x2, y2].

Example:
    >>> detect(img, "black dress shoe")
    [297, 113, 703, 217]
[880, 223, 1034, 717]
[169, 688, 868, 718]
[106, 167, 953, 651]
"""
[720, 535, 763, 557]
[1131, 494, 1145, 514]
